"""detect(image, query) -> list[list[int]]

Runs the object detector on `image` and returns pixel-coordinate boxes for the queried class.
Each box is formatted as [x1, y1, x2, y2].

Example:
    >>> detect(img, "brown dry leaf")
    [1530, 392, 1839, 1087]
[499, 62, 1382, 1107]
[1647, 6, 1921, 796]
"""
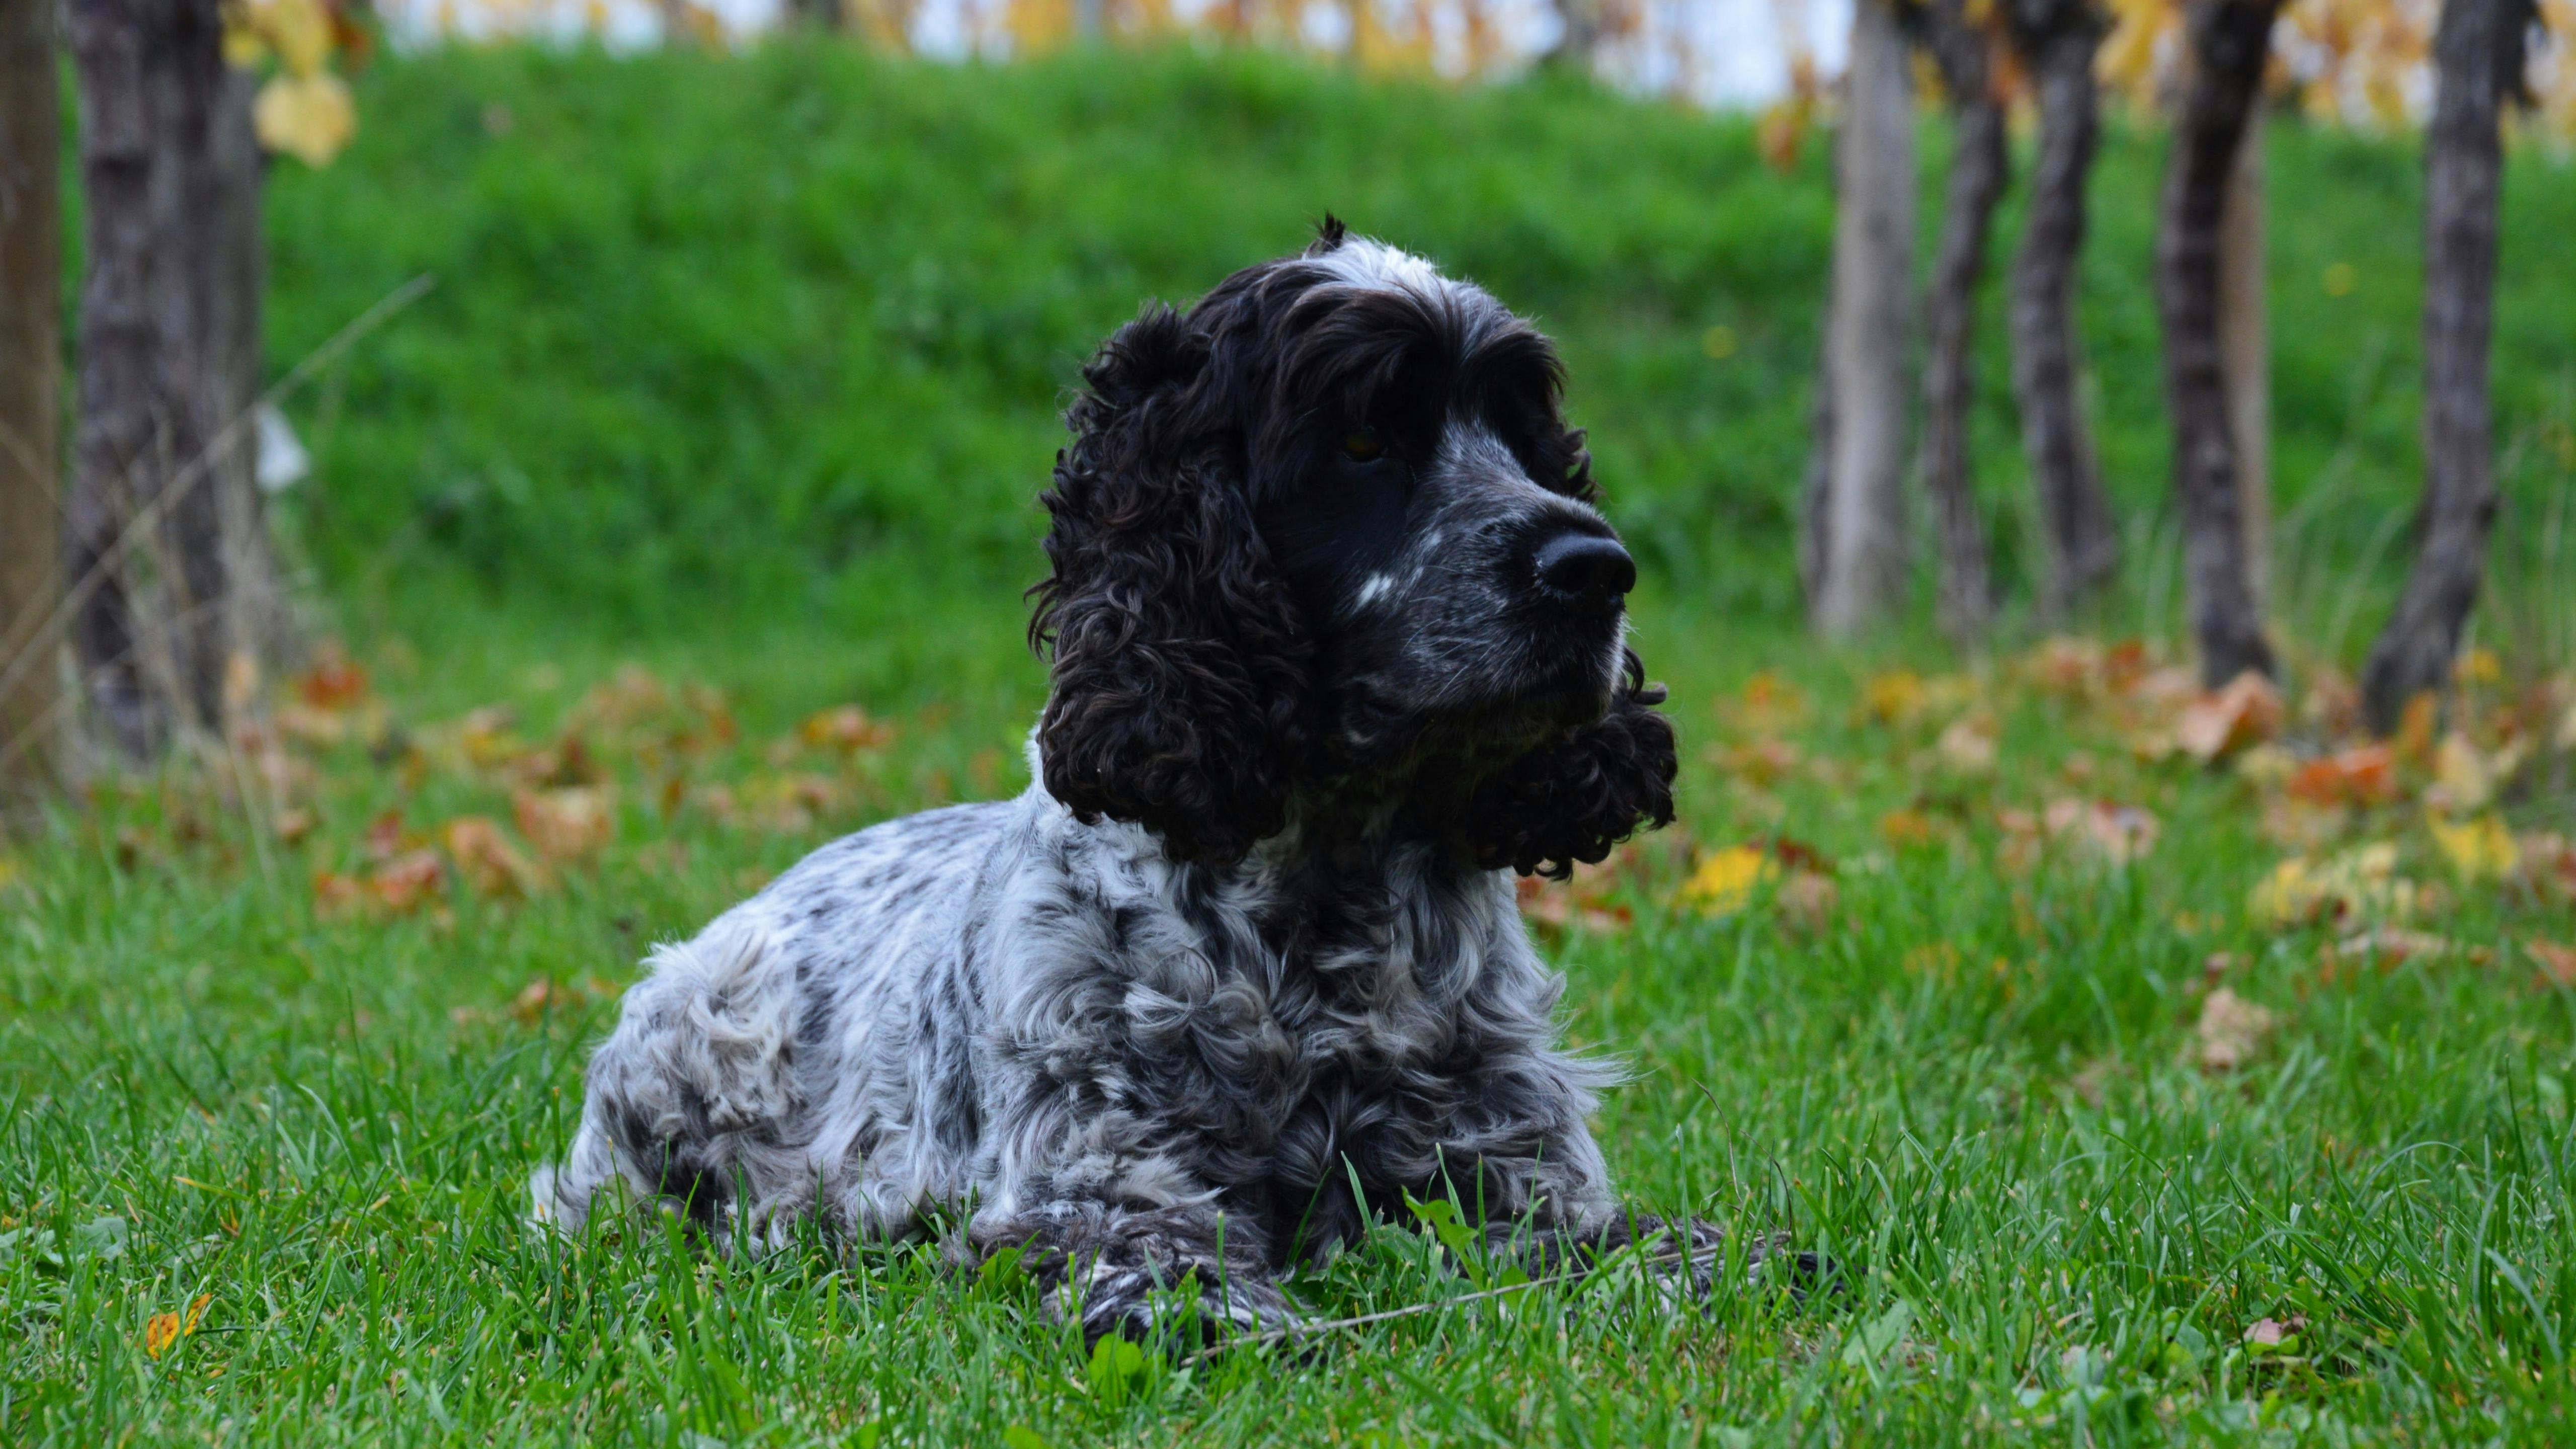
[2285, 744, 2398, 808]
[573, 665, 675, 733]
[2394, 691, 2440, 765]
[1516, 875, 1631, 935]
[1935, 713, 1999, 774]
[2261, 796, 2353, 851]
[2175, 671, 2284, 764]
[1879, 809, 1944, 850]
[2051, 798, 2162, 866]
[2519, 834, 2576, 900]
[2529, 939, 2576, 989]
[2243, 1315, 2307, 1347]
[514, 786, 615, 860]
[2336, 927, 2477, 966]
[2301, 670, 2363, 739]
[1716, 739, 1803, 788]
[369, 849, 447, 914]
[1776, 870, 1840, 932]
[310, 869, 364, 919]
[273, 808, 317, 846]
[440, 817, 546, 899]
[510, 977, 609, 1024]
[799, 704, 896, 754]
[295, 641, 369, 710]
[2196, 988, 2277, 1072]
[1724, 670, 1809, 732]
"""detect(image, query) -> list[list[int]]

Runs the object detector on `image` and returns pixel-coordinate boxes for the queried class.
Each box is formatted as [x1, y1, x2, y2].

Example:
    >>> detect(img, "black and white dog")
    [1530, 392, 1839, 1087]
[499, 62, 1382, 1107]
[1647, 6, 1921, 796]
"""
[538, 222, 1773, 1341]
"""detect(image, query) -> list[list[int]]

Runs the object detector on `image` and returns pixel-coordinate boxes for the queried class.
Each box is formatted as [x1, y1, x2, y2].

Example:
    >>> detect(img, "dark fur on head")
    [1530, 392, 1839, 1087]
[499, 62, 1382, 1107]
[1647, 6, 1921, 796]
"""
[1030, 221, 1674, 873]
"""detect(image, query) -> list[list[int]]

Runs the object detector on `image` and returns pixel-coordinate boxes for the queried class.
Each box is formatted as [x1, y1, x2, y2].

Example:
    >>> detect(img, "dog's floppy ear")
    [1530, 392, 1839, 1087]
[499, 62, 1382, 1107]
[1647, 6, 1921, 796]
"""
[1029, 304, 1311, 867]
[1461, 650, 1676, 880]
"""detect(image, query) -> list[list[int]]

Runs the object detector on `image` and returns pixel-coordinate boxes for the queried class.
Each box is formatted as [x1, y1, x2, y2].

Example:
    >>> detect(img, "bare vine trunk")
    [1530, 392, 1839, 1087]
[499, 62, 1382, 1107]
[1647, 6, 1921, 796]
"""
[1914, 0, 2004, 642]
[2155, 0, 2281, 686]
[2221, 108, 2270, 614]
[67, 0, 281, 759]
[1, 0, 61, 809]
[1804, 0, 1917, 638]
[2008, 0, 2120, 616]
[2361, 0, 2533, 731]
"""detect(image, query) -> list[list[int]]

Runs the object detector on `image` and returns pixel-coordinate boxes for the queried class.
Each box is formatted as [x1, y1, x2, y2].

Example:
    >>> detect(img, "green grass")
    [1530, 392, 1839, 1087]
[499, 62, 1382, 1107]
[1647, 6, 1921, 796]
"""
[252, 43, 2576, 666]
[8, 41, 2576, 1447]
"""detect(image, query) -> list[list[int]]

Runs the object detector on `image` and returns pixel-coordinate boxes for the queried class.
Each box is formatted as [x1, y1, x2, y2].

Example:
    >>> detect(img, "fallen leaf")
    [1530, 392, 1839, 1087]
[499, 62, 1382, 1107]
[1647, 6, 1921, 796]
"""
[1935, 713, 1999, 774]
[368, 849, 447, 915]
[144, 1311, 183, 1359]
[2249, 843, 2418, 928]
[1775, 870, 1840, 931]
[440, 817, 545, 898]
[2175, 672, 2283, 764]
[2233, 743, 2298, 790]
[1878, 809, 1943, 850]
[1677, 845, 1774, 916]
[2529, 940, 2576, 989]
[2243, 1314, 2306, 1347]
[2051, 798, 2162, 866]
[2429, 733, 2526, 815]
[513, 786, 615, 860]
[2336, 927, 2475, 965]
[273, 808, 317, 846]
[1516, 875, 1631, 935]
[255, 72, 357, 166]
[2428, 812, 2521, 882]
[2284, 744, 2398, 808]
[295, 641, 368, 710]
[310, 870, 363, 919]
[799, 704, 896, 754]
[1716, 739, 1802, 787]
[2196, 987, 2277, 1072]
[1724, 671, 1808, 732]
[1862, 670, 1927, 726]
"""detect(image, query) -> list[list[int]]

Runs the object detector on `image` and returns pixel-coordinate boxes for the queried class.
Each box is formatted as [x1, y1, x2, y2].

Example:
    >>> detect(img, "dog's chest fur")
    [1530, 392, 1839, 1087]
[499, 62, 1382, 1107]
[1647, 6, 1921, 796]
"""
[990, 824, 1543, 1252]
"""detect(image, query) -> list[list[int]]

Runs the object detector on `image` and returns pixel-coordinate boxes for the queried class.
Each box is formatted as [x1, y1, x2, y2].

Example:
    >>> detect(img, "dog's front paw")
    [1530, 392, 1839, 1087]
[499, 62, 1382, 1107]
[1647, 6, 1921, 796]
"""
[1069, 1267, 1298, 1352]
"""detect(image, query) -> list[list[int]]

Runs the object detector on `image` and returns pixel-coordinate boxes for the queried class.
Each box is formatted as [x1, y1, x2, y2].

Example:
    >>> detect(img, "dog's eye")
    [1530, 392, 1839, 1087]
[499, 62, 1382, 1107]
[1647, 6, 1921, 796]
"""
[1341, 428, 1387, 463]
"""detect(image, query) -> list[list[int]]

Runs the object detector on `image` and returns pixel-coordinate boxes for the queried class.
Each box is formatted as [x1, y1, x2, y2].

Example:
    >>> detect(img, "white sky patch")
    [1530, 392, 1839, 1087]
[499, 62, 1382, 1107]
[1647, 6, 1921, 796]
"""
[380, 0, 1855, 107]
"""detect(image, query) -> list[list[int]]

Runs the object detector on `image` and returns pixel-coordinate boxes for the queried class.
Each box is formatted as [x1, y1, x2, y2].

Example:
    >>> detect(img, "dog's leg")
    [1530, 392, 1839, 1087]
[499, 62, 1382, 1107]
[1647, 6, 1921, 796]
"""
[970, 1200, 1298, 1348]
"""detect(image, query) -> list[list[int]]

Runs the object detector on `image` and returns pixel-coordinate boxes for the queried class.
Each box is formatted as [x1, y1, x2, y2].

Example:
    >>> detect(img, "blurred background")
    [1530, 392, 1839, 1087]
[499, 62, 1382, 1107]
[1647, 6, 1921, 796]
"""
[2, 0, 2573, 798]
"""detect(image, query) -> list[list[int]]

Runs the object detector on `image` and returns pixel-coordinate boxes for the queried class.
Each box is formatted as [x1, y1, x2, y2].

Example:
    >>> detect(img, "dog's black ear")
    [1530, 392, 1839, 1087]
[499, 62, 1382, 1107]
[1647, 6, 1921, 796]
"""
[1029, 305, 1311, 867]
[1461, 650, 1676, 880]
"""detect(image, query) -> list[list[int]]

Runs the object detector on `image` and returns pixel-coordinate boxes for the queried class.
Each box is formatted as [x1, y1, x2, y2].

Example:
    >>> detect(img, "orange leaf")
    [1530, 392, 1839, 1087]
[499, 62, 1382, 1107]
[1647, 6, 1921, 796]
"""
[2284, 744, 2397, 807]
[799, 704, 896, 754]
[144, 1312, 183, 1359]
[440, 817, 546, 898]
[294, 640, 369, 710]
[2175, 672, 2284, 763]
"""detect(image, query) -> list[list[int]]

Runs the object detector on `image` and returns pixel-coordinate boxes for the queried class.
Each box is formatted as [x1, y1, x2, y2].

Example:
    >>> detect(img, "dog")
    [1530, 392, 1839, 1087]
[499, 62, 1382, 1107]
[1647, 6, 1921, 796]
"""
[536, 220, 1783, 1343]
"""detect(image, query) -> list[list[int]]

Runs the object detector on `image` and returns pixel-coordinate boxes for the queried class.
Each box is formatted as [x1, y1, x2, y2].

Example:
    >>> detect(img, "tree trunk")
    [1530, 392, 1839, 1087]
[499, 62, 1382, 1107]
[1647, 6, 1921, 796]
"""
[1914, 0, 2004, 642]
[67, 0, 265, 758]
[2221, 108, 2270, 615]
[2008, 0, 2120, 617]
[2154, 0, 2281, 686]
[1803, 0, 1917, 638]
[1, 0, 61, 811]
[2360, 0, 2532, 732]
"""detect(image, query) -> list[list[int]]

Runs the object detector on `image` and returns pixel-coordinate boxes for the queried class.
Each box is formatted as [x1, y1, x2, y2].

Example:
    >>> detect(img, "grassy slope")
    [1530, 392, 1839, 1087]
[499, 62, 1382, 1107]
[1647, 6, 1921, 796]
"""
[263, 45, 2575, 674]
[5, 43, 2576, 1446]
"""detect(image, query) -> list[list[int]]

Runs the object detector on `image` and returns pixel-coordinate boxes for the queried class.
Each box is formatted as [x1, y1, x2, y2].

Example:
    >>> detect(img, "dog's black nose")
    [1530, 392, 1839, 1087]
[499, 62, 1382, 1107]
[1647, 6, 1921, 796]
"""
[1532, 531, 1636, 607]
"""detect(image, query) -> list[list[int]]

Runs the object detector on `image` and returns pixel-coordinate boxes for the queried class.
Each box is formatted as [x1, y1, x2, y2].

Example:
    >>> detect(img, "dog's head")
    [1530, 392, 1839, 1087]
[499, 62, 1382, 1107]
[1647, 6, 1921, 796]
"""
[1030, 221, 1675, 876]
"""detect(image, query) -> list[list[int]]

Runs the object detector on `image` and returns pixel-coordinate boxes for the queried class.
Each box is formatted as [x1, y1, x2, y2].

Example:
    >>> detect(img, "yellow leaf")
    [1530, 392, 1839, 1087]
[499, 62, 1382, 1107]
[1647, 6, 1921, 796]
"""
[1676, 846, 1774, 916]
[144, 1312, 182, 1359]
[2428, 812, 2520, 882]
[1862, 670, 1926, 726]
[254, 72, 356, 168]
[185, 1293, 213, 1335]
[2250, 842, 2417, 928]
[259, 0, 335, 75]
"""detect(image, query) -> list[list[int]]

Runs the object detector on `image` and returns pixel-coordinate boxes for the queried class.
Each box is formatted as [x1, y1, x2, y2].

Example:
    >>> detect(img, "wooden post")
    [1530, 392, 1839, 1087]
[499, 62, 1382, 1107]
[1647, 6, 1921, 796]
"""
[1803, 0, 1918, 638]
[1, 0, 62, 812]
